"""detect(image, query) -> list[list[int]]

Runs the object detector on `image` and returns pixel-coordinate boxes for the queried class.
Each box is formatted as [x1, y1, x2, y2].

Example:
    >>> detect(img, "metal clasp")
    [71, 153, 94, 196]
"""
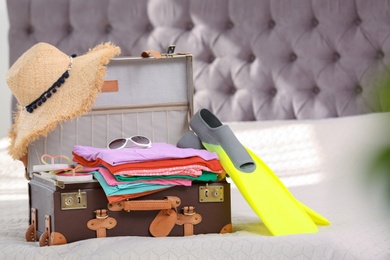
[199, 184, 224, 203]
[94, 209, 109, 219]
[61, 190, 87, 210]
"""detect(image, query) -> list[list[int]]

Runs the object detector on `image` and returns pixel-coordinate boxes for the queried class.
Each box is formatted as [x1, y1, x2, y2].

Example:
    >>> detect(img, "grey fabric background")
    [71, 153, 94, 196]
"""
[7, 0, 390, 121]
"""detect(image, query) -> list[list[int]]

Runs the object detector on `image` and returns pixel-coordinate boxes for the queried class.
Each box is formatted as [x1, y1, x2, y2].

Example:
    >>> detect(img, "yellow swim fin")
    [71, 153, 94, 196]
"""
[203, 142, 318, 235]
[177, 129, 330, 226]
[187, 108, 329, 236]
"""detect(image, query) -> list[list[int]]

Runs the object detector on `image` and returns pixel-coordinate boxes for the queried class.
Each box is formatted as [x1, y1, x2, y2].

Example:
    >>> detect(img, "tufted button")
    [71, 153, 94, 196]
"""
[355, 17, 362, 26]
[312, 18, 319, 27]
[105, 24, 112, 33]
[290, 53, 297, 62]
[355, 85, 363, 94]
[186, 22, 194, 31]
[26, 25, 34, 34]
[270, 88, 277, 96]
[248, 54, 256, 63]
[67, 25, 73, 34]
[146, 23, 154, 32]
[229, 86, 236, 94]
[268, 20, 276, 29]
[312, 86, 320, 94]
[208, 55, 215, 63]
[333, 52, 340, 61]
[376, 50, 384, 59]
[226, 21, 234, 30]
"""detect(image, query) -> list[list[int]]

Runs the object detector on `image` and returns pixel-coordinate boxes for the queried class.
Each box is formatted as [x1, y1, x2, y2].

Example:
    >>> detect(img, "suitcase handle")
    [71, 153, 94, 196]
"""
[107, 196, 181, 212]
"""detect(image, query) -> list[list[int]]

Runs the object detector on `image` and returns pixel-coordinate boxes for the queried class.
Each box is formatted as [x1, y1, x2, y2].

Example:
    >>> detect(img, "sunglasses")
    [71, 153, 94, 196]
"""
[107, 135, 152, 149]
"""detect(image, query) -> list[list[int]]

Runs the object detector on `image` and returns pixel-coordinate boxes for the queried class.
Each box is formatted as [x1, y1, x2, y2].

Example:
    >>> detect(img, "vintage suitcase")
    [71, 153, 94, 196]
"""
[27, 174, 232, 245]
[25, 54, 232, 245]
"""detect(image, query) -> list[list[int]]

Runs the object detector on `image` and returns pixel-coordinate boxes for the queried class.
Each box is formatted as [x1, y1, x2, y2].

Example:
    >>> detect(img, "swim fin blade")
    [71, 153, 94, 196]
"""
[245, 147, 330, 226]
[189, 108, 329, 236]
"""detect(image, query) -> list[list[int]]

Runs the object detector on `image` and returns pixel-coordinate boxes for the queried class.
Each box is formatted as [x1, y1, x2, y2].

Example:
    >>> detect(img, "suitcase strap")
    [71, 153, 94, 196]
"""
[87, 209, 118, 238]
[107, 197, 202, 237]
[25, 208, 37, 242]
[176, 206, 203, 237]
[108, 196, 181, 212]
[108, 196, 202, 237]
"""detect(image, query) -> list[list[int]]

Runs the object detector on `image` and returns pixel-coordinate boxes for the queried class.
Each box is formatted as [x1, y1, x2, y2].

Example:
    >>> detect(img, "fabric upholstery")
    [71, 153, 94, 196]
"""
[7, 0, 390, 121]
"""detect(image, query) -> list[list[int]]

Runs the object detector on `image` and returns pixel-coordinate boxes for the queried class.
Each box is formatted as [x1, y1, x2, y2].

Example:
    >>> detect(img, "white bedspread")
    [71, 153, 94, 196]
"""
[1, 113, 390, 260]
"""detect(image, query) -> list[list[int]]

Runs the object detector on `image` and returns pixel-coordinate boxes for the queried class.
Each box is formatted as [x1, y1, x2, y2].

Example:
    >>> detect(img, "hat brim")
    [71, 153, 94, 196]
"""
[8, 42, 121, 160]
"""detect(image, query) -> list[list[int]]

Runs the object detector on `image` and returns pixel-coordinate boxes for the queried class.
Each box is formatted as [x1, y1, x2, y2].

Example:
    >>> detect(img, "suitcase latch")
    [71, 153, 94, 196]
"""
[61, 189, 87, 210]
[199, 184, 224, 203]
[182, 206, 196, 216]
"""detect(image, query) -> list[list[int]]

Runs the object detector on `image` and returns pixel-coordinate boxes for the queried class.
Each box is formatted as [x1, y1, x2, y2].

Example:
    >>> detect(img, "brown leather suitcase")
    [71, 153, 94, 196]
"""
[27, 174, 232, 245]
[25, 53, 232, 246]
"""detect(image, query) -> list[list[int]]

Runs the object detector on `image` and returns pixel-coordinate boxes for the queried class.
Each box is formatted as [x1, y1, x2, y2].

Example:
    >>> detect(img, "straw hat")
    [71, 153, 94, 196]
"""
[7, 42, 121, 160]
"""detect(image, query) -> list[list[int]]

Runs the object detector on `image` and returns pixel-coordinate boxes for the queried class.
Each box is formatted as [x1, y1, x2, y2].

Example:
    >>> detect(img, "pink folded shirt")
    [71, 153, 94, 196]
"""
[95, 167, 192, 186]
[73, 142, 219, 166]
[115, 164, 213, 177]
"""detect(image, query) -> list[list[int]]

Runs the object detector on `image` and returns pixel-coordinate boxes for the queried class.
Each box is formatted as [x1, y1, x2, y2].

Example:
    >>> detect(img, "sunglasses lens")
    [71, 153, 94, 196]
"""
[108, 138, 127, 149]
[131, 136, 151, 146]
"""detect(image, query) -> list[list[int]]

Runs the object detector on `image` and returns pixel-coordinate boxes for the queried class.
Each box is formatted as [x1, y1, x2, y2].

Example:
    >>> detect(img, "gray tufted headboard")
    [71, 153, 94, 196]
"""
[7, 0, 390, 122]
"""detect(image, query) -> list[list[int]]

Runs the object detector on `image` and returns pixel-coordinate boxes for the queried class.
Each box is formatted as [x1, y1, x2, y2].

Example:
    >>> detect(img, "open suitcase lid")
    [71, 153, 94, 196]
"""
[27, 54, 194, 177]
[95, 54, 193, 112]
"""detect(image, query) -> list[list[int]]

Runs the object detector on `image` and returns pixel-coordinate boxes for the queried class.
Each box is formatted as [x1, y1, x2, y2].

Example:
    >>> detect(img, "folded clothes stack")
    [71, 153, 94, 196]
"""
[72, 142, 225, 203]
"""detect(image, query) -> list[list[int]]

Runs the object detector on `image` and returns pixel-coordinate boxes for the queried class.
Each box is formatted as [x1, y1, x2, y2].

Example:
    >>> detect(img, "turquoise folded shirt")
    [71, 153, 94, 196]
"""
[115, 171, 218, 182]
[92, 171, 173, 196]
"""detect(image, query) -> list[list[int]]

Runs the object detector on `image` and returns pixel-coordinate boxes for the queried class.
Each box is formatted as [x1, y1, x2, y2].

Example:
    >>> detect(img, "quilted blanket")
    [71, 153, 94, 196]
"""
[0, 113, 390, 259]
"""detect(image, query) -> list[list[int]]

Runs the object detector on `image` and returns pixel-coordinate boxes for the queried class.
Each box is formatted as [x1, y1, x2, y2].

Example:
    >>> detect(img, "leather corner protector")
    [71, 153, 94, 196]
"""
[39, 231, 49, 247]
[220, 223, 232, 234]
[25, 224, 36, 242]
[50, 232, 67, 246]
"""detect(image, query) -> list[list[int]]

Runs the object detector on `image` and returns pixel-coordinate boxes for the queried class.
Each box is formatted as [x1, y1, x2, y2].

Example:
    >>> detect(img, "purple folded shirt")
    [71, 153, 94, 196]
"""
[73, 142, 219, 166]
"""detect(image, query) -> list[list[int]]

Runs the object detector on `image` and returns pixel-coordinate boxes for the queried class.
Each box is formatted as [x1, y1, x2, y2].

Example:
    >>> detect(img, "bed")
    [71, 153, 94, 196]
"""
[3, 0, 390, 259]
[1, 114, 390, 259]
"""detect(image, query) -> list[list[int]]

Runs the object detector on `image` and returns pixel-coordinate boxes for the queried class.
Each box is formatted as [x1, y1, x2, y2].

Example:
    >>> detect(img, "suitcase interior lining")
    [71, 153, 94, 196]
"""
[95, 56, 192, 108]
[28, 105, 189, 173]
